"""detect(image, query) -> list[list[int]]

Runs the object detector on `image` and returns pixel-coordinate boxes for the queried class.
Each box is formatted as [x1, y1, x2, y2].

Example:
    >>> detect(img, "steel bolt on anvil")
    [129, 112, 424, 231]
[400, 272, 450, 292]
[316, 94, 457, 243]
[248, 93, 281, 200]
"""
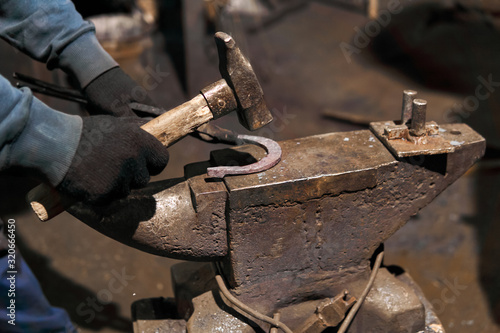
[69, 93, 485, 332]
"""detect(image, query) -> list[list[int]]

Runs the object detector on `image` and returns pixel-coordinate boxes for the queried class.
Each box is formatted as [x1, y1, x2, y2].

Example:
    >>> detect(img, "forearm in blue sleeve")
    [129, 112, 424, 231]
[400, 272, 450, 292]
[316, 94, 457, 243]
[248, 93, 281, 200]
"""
[0, 75, 82, 186]
[0, 0, 117, 87]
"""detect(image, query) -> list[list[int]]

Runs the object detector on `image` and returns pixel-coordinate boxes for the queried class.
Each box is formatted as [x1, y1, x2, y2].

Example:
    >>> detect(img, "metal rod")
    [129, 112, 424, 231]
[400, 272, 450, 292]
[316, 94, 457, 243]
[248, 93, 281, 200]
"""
[269, 313, 281, 333]
[401, 90, 417, 125]
[13, 72, 84, 99]
[129, 102, 167, 117]
[18, 84, 88, 104]
[215, 274, 293, 333]
[410, 99, 427, 136]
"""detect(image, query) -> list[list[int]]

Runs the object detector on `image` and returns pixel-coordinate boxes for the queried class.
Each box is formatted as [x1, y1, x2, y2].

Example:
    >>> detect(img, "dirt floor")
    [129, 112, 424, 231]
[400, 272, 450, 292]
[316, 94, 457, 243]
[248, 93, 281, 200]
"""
[0, 1, 500, 332]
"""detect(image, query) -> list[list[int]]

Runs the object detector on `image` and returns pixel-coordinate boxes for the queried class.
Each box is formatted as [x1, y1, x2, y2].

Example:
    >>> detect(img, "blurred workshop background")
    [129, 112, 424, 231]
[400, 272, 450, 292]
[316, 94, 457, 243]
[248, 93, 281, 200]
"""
[1, 0, 500, 332]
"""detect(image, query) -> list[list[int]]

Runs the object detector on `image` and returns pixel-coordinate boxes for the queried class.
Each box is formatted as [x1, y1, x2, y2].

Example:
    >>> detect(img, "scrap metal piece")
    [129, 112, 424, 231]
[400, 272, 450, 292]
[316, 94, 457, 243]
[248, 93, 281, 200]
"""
[384, 121, 440, 140]
[207, 134, 282, 178]
[337, 251, 384, 333]
[371, 122, 483, 158]
[372, 94, 467, 157]
[384, 123, 410, 140]
[215, 274, 294, 333]
[374, 92, 459, 156]
[295, 291, 356, 333]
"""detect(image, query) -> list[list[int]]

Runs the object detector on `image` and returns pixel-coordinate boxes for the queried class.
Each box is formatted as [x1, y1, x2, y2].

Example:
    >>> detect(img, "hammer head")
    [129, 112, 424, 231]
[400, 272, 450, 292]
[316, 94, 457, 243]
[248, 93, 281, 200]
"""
[215, 32, 273, 131]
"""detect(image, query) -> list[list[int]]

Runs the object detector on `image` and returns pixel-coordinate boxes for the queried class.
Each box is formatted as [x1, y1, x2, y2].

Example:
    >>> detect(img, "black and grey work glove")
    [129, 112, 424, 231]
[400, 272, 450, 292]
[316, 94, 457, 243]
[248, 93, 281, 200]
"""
[57, 115, 169, 204]
[84, 67, 156, 118]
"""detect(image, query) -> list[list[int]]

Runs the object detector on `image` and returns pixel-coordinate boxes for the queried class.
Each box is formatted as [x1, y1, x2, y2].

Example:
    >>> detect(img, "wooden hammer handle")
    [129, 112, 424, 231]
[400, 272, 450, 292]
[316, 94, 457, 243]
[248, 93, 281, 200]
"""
[141, 94, 212, 146]
[27, 94, 213, 222]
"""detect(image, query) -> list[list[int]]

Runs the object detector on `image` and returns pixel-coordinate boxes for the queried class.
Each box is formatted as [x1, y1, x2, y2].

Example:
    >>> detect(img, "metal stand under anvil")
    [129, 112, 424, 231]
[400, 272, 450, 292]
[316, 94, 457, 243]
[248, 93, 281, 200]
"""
[71, 102, 484, 332]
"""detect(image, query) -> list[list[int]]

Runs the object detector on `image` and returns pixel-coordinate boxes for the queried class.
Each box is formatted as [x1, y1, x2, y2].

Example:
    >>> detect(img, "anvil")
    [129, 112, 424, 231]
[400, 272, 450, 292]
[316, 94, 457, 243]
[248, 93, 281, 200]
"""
[70, 115, 484, 332]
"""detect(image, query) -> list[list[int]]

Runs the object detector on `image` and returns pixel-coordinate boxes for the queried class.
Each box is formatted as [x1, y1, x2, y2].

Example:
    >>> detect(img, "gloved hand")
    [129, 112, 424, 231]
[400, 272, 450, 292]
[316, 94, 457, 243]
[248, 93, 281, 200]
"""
[56, 115, 169, 204]
[84, 67, 156, 118]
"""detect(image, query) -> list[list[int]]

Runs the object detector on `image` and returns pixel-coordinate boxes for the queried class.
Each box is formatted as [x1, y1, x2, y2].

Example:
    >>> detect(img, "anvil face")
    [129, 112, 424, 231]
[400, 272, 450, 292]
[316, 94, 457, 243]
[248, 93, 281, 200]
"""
[70, 122, 484, 318]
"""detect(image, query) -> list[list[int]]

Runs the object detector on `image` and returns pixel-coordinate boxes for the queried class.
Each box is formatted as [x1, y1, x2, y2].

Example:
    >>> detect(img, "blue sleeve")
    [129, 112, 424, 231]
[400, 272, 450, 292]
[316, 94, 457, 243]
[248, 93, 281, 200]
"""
[0, 75, 82, 186]
[0, 0, 118, 87]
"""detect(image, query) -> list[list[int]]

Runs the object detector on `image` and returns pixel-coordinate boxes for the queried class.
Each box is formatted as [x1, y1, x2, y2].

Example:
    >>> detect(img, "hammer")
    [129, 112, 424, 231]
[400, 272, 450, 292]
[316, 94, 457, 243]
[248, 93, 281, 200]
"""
[27, 32, 273, 222]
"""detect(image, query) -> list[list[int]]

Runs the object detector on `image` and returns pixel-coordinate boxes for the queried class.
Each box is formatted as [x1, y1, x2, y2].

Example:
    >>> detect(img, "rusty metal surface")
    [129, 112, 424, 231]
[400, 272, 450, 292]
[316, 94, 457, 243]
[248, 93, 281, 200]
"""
[187, 173, 227, 215]
[371, 121, 452, 157]
[348, 268, 426, 333]
[213, 130, 396, 209]
[69, 123, 484, 300]
[200, 78, 238, 119]
[69, 178, 227, 260]
[187, 290, 261, 333]
[68, 120, 483, 332]
[173, 264, 442, 333]
[133, 319, 187, 333]
[207, 134, 282, 177]
[371, 121, 484, 158]
[133, 267, 445, 333]
[221, 127, 484, 316]
[295, 291, 356, 333]
[397, 273, 446, 333]
[214, 32, 273, 131]
[171, 262, 218, 321]
[384, 122, 440, 140]
[372, 95, 453, 152]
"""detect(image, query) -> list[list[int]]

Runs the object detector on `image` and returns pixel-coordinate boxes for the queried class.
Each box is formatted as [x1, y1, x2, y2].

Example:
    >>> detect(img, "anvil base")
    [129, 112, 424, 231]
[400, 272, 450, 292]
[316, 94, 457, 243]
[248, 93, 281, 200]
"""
[132, 261, 445, 333]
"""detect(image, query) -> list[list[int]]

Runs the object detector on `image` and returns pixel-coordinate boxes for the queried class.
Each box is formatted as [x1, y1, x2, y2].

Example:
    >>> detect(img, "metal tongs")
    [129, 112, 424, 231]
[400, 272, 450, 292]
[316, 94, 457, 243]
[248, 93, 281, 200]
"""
[14, 72, 87, 104]
[13, 72, 165, 117]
